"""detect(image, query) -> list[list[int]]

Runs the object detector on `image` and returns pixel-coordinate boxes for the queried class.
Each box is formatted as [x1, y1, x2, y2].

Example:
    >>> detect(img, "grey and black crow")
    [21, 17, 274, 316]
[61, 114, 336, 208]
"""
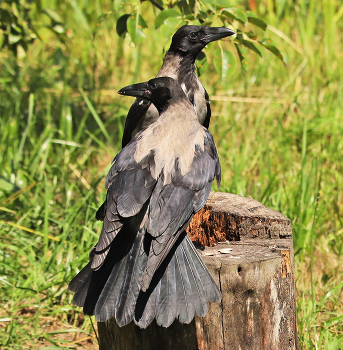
[69, 77, 222, 328]
[121, 25, 235, 148]
[95, 25, 234, 222]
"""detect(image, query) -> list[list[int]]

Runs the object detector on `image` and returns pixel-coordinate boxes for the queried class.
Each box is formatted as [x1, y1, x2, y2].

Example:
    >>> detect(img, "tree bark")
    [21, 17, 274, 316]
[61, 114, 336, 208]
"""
[98, 192, 299, 350]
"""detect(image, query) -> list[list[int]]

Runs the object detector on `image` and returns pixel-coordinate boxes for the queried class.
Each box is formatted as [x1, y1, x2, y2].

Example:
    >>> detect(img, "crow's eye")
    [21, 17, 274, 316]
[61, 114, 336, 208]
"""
[150, 82, 157, 89]
[189, 32, 197, 40]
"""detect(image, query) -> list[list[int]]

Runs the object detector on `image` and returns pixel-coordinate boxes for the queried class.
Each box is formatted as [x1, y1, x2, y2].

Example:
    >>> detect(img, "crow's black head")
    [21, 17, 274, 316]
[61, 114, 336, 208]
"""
[118, 77, 186, 114]
[168, 25, 235, 57]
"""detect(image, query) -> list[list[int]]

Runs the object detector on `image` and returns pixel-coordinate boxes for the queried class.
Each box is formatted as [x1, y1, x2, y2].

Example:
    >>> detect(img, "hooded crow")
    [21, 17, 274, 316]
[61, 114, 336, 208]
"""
[121, 25, 235, 148]
[95, 25, 233, 222]
[69, 77, 222, 328]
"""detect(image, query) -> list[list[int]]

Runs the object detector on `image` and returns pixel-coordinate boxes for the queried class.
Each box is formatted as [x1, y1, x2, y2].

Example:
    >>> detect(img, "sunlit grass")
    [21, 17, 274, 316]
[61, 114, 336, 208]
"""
[0, 0, 342, 348]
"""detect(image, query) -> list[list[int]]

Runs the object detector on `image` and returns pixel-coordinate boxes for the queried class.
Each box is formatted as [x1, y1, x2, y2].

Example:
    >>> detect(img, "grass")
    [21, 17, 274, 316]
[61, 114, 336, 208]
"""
[0, 0, 342, 348]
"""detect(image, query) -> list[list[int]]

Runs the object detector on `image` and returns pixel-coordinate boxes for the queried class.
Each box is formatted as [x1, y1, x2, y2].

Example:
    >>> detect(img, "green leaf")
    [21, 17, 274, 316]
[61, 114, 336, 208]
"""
[160, 18, 186, 40]
[246, 11, 267, 31]
[0, 32, 5, 49]
[216, 0, 233, 7]
[201, 0, 216, 4]
[112, 0, 126, 11]
[116, 14, 130, 38]
[244, 30, 258, 40]
[177, 0, 194, 15]
[8, 33, 21, 45]
[184, 14, 196, 21]
[155, 9, 180, 29]
[93, 12, 111, 39]
[11, 24, 22, 34]
[43, 8, 63, 24]
[214, 48, 236, 79]
[260, 37, 277, 46]
[196, 52, 208, 76]
[244, 11, 257, 18]
[11, 2, 20, 18]
[259, 38, 287, 65]
[127, 14, 148, 44]
[237, 38, 262, 57]
[235, 43, 249, 72]
[222, 8, 247, 26]
[248, 18, 267, 31]
[200, 0, 216, 12]
[53, 24, 65, 34]
[195, 11, 214, 26]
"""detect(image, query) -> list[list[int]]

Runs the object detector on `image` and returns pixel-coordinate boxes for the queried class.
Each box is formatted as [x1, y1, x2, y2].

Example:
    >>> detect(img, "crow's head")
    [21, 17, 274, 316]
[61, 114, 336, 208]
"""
[118, 77, 186, 114]
[168, 25, 235, 57]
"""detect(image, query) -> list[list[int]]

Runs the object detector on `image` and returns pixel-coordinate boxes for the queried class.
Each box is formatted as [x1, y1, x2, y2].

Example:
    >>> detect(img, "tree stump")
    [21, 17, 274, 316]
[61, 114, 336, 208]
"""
[98, 192, 299, 350]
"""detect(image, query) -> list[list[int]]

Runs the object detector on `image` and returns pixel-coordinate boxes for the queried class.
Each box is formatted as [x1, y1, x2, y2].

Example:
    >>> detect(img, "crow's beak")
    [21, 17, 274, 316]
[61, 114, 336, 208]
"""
[202, 27, 236, 44]
[118, 82, 151, 99]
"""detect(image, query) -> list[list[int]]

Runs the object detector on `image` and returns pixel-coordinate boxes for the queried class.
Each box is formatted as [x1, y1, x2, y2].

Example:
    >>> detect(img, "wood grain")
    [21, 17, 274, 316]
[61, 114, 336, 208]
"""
[187, 192, 292, 246]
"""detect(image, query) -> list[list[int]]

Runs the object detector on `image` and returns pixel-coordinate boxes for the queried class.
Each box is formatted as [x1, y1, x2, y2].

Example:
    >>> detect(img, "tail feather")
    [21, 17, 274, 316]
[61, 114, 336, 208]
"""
[156, 254, 177, 327]
[68, 262, 92, 307]
[69, 262, 92, 294]
[181, 242, 209, 317]
[69, 229, 221, 328]
[184, 235, 221, 303]
[135, 271, 162, 328]
[92, 251, 128, 322]
[83, 224, 137, 316]
[174, 240, 195, 324]
[133, 234, 179, 328]
[117, 247, 146, 326]
[114, 231, 145, 326]
[93, 226, 143, 322]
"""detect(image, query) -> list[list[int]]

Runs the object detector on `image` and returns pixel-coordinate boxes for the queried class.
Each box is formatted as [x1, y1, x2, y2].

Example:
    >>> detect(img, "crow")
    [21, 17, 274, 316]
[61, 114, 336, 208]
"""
[121, 25, 235, 148]
[69, 77, 222, 328]
[95, 25, 233, 221]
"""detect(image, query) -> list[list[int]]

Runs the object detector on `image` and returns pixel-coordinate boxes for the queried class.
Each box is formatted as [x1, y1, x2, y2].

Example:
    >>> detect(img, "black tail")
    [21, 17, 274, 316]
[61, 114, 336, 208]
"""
[68, 230, 221, 328]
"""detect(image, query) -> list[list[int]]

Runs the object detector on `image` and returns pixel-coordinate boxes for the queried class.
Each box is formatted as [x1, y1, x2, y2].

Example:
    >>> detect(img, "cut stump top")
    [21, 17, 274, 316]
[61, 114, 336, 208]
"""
[187, 192, 292, 247]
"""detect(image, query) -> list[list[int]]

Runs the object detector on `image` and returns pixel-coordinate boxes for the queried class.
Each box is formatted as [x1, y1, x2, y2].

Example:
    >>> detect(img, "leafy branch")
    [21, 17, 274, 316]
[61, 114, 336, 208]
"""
[113, 0, 287, 79]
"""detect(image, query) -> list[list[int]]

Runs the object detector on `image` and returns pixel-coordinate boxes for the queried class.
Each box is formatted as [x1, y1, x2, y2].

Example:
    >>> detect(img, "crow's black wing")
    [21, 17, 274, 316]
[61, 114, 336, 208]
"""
[122, 98, 151, 148]
[202, 88, 211, 129]
[91, 141, 156, 270]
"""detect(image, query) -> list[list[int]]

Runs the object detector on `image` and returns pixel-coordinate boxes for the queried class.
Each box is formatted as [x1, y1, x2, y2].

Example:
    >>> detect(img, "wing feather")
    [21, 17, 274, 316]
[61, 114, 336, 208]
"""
[202, 88, 211, 129]
[122, 98, 153, 148]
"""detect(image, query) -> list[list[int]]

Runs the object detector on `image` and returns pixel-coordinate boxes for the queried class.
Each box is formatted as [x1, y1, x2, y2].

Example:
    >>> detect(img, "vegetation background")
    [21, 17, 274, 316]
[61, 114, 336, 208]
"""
[0, 0, 342, 348]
